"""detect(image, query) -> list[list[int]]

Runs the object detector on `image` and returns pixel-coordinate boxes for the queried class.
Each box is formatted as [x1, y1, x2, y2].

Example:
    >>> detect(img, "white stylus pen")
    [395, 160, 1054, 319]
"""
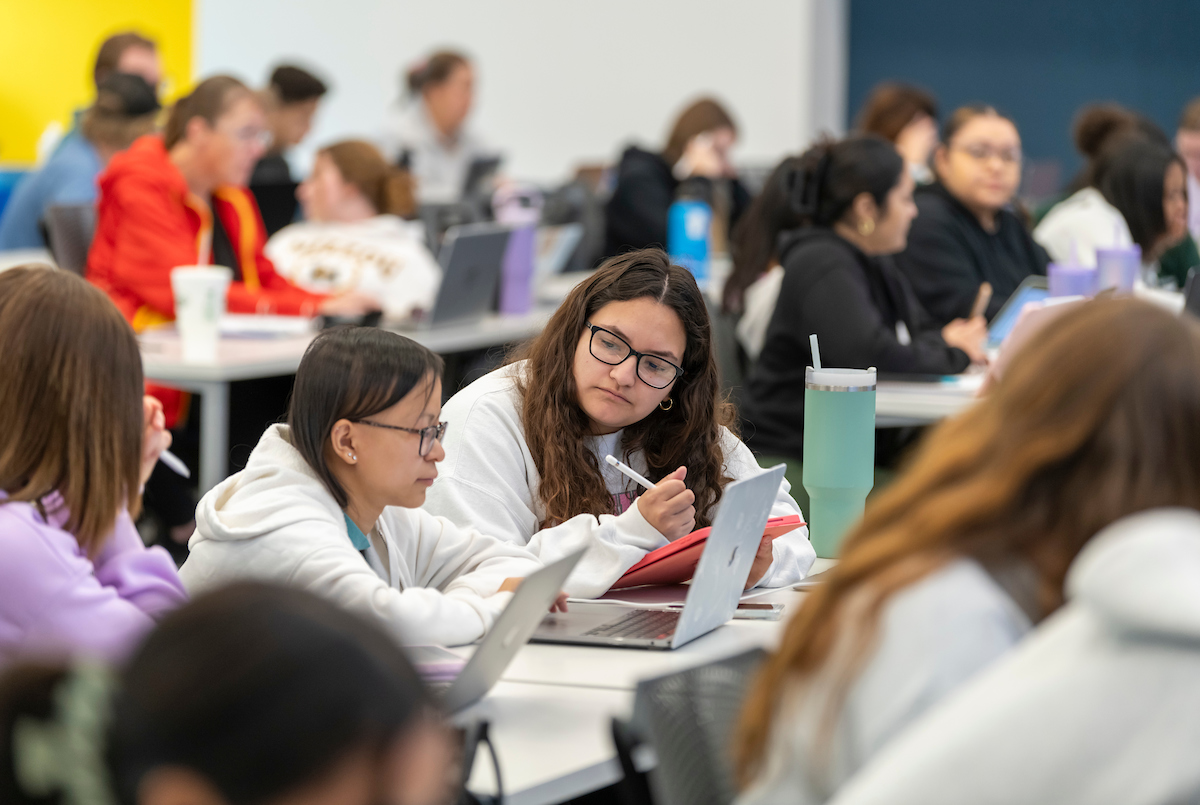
[158, 449, 191, 479]
[604, 454, 656, 490]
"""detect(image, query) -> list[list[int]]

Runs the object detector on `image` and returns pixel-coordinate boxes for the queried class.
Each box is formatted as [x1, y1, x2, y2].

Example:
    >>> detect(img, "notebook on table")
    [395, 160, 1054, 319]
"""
[531, 465, 785, 651]
[611, 514, 803, 589]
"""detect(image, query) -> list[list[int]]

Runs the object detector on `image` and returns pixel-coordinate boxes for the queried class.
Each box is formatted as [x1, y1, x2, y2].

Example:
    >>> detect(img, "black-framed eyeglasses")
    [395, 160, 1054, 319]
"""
[354, 420, 449, 457]
[584, 322, 684, 389]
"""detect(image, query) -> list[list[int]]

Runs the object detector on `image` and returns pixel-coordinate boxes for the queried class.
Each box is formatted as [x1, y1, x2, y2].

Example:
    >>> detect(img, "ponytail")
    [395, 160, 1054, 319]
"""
[321, 140, 417, 218]
[405, 50, 469, 98]
[164, 75, 255, 149]
[723, 137, 903, 313]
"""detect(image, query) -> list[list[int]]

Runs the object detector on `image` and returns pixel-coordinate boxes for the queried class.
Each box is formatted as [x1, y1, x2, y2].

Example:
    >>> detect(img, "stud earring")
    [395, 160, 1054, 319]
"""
[348, 452, 356, 461]
[858, 218, 876, 236]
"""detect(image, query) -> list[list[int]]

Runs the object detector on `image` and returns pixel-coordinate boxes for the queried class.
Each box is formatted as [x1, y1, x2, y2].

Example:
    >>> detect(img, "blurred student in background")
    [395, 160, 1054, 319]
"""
[93, 30, 162, 92]
[605, 97, 751, 258]
[855, 82, 939, 184]
[87, 74, 374, 326]
[0, 268, 186, 665]
[738, 139, 984, 478]
[735, 298, 1200, 805]
[0, 583, 454, 805]
[48, 30, 162, 156]
[267, 140, 441, 320]
[383, 50, 489, 204]
[1034, 134, 1187, 270]
[250, 64, 330, 235]
[0, 74, 159, 250]
[894, 105, 1048, 325]
[1166, 96, 1200, 286]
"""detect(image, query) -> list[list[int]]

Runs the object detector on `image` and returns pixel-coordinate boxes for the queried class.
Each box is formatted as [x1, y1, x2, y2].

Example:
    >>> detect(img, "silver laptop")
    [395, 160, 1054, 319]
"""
[531, 465, 785, 651]
[535, 223, 585, 276]
[396, 222, 512, 330]
[435, 550, 584, 713]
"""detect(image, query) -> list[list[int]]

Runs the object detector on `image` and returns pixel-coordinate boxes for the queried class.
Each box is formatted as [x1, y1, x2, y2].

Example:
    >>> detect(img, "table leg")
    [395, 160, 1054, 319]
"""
[197, 381, 230, 492]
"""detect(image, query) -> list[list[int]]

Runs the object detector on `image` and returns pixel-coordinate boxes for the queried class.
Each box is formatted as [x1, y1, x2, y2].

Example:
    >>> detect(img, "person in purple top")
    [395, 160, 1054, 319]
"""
[0, 265, 187, 664]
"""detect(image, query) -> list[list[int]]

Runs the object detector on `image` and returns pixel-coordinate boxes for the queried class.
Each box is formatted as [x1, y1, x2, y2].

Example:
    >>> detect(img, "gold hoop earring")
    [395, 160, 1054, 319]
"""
[659, 397, 674, 412]
[858, 218, 876, 236]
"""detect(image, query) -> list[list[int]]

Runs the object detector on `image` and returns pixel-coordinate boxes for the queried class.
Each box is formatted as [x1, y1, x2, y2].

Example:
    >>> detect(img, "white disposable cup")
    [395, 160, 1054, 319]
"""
[171, 266, 232, 362]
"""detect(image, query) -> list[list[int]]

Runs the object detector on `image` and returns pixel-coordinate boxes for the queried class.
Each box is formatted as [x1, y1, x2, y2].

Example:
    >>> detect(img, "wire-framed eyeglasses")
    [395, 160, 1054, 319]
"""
[354, 420, 449, 457]
[584, 323, 684, 389]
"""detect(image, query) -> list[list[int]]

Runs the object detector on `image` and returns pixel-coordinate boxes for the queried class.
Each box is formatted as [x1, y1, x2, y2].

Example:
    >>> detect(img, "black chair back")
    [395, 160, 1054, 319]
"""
[43, 204, 96, 276]
[612, 647, 767, 805]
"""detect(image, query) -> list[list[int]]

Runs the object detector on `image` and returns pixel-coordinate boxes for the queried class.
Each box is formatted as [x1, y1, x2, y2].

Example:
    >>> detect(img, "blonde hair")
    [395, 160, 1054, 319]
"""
[0, 267, 144, 554]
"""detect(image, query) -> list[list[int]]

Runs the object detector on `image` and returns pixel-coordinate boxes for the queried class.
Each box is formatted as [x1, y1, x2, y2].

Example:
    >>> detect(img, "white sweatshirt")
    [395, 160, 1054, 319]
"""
[830, 508, 1200, 805]
[422, 362, 815, 598]
[736, 558, 1032, 805]
[265, 215, 441, 320]
[181, 424, 543, 647]
[1033, 187, 1133, 267]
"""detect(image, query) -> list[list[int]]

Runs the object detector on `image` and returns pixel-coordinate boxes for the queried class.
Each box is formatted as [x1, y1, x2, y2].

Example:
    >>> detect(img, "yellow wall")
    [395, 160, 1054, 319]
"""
[0, 0, 192, 166]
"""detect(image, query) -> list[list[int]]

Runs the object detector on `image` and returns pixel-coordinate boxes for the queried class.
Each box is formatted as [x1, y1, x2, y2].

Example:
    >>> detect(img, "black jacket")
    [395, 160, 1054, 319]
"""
[603, 146, 750, 258]
[741, 227, 970, 460]
[894, 182, 1049, 326]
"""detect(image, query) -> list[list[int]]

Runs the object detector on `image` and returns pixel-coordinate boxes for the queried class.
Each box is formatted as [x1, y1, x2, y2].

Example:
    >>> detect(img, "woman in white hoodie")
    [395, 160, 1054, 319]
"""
[422, 248, 815, 598]
[266, 140, 442, 320]
[1034, 133, 1188, 269]
[829, 508, 1200, 805]
[181, 327, 545, 647]
[733, 297, 1200, 805]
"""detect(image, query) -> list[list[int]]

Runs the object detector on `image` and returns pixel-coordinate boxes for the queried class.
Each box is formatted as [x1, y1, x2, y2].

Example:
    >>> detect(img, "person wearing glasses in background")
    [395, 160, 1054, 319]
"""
[86, 75, 381, 555]
[423, 249, 816, 598]
[893, 106, 1049, 326]
[182, 327, 548, 647]
[88, 75, 376, 328]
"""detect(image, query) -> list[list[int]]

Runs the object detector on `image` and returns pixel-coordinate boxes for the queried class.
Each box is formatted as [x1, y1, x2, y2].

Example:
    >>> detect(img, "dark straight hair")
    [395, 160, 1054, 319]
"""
[723, 138, 903, 313]
[940, 104, 1015, 145]
[1095, 134, 1185, 257]
[288, 327, 444, 508]
[0, 583, 431, 805]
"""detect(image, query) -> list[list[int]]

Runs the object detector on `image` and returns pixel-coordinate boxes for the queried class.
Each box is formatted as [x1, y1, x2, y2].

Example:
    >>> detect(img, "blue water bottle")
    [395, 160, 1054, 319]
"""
[668, 180, 712, 285]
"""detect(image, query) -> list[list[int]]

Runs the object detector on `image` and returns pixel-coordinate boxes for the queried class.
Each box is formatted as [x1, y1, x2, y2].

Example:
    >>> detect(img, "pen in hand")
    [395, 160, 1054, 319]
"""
[605, 454, 657, 490]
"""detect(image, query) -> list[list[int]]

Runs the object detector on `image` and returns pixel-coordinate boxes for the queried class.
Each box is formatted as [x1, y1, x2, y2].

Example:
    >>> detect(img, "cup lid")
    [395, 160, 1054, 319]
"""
[805, 366, 876, 391]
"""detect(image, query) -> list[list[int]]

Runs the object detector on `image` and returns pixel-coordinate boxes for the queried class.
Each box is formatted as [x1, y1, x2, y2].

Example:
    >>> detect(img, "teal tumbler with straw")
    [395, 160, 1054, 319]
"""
[802, 335, 877, 558]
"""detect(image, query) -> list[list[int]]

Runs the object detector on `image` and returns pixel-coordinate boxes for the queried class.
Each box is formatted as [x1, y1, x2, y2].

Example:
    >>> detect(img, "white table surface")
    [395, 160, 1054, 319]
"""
[459, 680, 633, 805]
[457, 560, 835, 804]
[141, 308, 555, 491]
[0, 248, 55, 271]
[875, 373, 983, 426]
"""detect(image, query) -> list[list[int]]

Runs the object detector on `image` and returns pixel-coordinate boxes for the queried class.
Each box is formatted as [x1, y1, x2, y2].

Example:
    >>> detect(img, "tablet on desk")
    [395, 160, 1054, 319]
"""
[987, 276, 1049, 348]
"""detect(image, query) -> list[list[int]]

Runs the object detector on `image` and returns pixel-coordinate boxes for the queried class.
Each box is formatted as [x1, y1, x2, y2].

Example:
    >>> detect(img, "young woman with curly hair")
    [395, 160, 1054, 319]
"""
[424, 248, 816, 597]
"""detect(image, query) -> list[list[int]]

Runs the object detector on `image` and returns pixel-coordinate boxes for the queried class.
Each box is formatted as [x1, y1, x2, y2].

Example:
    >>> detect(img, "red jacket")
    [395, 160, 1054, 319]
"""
[88, 135, 324, 328]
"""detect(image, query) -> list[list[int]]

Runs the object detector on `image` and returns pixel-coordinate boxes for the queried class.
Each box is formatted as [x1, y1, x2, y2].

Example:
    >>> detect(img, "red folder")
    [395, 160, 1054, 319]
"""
[611, 514, 805, 589]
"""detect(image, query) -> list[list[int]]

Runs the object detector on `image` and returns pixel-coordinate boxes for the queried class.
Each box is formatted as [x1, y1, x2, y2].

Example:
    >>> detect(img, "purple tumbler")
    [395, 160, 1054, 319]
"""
[1095, 244, 1141, 293]
[499, 225, 536, 315]
[1047, 262, 1098, 298]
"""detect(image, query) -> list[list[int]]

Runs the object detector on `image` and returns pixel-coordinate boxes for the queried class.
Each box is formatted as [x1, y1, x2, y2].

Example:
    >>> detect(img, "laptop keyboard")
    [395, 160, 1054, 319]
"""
[584, 609, 680, 640]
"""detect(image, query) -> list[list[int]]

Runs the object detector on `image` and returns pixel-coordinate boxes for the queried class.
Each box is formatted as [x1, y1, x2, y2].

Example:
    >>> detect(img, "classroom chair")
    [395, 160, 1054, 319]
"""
[43, 203, 96, 276]
[611, 648, 767, 805]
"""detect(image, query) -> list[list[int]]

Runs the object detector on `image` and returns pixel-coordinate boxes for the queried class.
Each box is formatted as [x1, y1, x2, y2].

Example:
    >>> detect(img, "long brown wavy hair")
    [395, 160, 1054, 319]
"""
[736, 297, 1200, 784]
[514, 249, 736, 529]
